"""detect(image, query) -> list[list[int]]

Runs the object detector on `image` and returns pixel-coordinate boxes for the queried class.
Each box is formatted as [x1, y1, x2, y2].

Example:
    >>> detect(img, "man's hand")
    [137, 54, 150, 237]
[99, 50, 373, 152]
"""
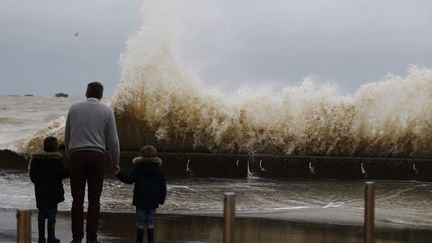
[112, 165, 120, 175]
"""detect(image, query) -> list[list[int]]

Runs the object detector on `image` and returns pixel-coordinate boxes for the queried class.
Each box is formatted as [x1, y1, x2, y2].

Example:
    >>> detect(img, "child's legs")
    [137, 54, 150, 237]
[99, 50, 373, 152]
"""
[38, 208, 48, 239]
[38, 207, 57, 239]
[144, 209, 156, 229]
[136, 208, 157, 228]
[46, 206, 58, 239]
[145, 210, 156, 243]
[46, 206, 58, 222]
[136, 208, 156, 243]
[38, 208, 49, 222]
[136, 207, 147, 229]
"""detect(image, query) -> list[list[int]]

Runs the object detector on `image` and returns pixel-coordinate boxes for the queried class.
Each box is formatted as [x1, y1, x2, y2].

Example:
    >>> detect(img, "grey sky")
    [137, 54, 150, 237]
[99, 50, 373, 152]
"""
[0, 0, 141, 96]
[1, 0, 432, 96]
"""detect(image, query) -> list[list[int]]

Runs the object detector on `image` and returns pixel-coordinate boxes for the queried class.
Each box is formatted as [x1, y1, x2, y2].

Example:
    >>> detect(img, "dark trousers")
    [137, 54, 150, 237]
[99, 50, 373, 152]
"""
[70, 150, 105, 241]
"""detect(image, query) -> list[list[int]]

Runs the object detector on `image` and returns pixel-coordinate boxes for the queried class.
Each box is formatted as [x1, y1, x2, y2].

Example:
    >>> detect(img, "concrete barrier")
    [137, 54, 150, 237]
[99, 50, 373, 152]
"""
[1, 150, 432, 180]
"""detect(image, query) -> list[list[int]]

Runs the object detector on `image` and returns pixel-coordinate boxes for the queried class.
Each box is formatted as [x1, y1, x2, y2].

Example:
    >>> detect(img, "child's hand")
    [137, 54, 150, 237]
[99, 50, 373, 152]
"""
[112, 165, 121, 175]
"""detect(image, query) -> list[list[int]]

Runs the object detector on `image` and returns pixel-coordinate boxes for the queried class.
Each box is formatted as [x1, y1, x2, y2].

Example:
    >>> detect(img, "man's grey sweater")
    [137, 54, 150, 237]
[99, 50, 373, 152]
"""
[64, 98, 120, 165]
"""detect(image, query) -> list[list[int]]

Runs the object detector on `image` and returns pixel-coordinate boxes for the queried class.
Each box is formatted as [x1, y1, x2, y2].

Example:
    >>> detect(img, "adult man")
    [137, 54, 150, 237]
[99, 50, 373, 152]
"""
[65, 82, 120, 243]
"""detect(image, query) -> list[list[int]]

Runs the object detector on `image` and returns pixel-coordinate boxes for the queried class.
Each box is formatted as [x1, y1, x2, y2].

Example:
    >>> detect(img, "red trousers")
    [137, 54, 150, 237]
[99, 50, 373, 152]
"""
[69, 150, 105, 241]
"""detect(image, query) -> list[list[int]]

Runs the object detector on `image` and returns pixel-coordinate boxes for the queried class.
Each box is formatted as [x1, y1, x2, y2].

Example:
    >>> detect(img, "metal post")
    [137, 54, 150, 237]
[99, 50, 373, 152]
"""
[364, 182, 375, 243]
[16, 210, 32, 243]
[223, 192, 236, 243]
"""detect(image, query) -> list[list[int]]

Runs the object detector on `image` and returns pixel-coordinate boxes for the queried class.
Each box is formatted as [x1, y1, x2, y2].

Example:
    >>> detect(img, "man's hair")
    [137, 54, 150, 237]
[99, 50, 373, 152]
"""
[139, 145, 157, 158]
[86, 81, 104, 99]
[43, 136, 58, 152]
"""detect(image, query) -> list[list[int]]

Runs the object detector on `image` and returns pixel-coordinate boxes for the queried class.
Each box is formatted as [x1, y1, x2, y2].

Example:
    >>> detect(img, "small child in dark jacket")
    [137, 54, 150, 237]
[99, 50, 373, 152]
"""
[29, 136, 69, 243]
[114, 145, 167, 243]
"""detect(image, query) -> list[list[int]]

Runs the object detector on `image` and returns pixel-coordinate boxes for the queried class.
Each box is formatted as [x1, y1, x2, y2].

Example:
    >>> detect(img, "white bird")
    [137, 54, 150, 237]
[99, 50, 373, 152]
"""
[186, 159, 193, 175]
[259, 160, 268, 172]
[361, 162, 367, 178]
[413, 164, 418, 174]
[309, 162, 316, 175]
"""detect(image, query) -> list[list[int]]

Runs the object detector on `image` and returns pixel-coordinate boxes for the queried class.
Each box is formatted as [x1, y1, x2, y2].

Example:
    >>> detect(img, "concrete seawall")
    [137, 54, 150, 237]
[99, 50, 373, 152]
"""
[1, 149, 432, 180]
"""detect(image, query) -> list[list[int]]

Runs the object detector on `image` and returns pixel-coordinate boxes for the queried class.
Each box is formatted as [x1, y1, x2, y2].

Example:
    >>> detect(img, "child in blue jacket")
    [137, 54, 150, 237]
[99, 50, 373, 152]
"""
[115, 145, 166, 243]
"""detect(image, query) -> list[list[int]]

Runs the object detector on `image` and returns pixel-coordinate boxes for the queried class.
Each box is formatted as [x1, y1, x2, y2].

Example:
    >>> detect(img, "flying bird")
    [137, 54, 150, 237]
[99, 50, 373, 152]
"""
[73, 32, 79, 37]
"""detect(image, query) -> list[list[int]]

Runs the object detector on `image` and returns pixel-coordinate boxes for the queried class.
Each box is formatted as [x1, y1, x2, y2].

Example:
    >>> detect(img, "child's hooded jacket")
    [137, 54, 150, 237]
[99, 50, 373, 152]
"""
[116, 156, 166, 209]
[29, 152, 69, 208]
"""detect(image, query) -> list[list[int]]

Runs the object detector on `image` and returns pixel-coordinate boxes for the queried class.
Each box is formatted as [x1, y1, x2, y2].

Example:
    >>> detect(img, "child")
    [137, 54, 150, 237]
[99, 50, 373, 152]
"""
[29, 136, 69, 243]
[114, 145, 167, 243]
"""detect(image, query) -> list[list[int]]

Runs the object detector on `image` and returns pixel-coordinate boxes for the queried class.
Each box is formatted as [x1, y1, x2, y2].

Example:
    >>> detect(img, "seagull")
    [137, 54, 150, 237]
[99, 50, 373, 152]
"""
[361, 162, 368, 178]
[186, 159, 193, 175]
[259, 160, 268, 172]
[73, 32, 79, 37]
[309, 162, 316, 175]
[413, 163, 418, 174]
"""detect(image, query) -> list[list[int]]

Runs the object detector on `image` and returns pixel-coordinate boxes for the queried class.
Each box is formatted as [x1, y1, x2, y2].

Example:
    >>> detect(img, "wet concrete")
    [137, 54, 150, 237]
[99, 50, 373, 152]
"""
[2, 209, 432, 243]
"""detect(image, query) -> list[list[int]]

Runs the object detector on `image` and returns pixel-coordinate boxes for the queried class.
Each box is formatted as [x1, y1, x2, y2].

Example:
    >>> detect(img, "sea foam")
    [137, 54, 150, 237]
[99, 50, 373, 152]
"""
[111, 0, 432, 157]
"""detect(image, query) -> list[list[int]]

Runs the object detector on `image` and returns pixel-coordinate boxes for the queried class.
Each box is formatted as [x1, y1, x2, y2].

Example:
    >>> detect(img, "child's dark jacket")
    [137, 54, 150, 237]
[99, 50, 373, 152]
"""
[116, 156, 167, 209]
[29, 152, 69, 209]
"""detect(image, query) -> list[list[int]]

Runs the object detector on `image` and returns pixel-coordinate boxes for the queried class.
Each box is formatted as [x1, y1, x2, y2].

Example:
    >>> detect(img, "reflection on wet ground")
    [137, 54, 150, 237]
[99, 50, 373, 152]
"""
[2, 210, 432, 243]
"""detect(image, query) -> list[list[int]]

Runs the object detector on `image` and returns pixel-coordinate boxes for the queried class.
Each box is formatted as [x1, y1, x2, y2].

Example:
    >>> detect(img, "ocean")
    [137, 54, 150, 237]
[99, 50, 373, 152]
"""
[109, 11, 432, 157]
[0, 96, 82, 153]
[1, 96, 432, 243]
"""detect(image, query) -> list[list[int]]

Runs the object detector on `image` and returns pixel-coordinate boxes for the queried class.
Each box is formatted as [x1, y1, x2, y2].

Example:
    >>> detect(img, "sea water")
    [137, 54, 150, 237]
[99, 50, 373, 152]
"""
[1, 168, 432, 230]
[0, 96, 81, 152]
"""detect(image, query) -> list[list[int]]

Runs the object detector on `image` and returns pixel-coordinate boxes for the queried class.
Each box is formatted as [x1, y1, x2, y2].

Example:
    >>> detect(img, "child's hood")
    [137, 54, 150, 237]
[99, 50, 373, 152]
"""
[132, 156, 163, 176]
[31, 152, 62, 159]
[132, 156, 162, 166]
[29, 152, 63, 171]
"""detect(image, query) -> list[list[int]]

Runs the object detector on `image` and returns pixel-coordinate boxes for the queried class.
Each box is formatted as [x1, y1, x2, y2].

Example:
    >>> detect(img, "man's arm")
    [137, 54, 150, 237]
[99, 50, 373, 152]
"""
[64, 111, 71, 155]
[106, 109, 120, 166]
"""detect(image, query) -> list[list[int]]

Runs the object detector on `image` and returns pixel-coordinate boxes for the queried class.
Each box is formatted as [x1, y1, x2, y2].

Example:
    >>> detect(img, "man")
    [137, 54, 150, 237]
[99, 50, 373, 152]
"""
[65, 82, 120, 243]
